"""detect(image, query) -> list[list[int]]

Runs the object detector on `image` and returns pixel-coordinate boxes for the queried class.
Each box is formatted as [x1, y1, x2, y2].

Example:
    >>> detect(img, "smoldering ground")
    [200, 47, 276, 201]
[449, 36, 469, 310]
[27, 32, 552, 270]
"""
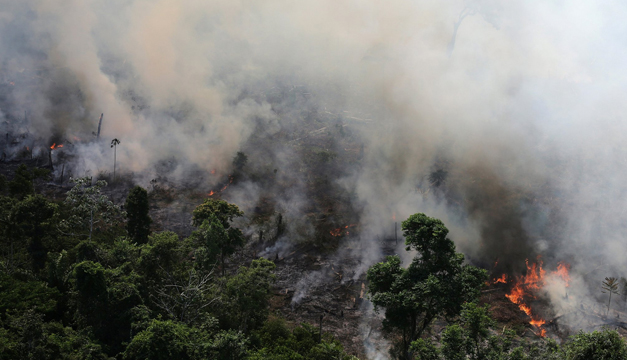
[2, 0, 627, 353]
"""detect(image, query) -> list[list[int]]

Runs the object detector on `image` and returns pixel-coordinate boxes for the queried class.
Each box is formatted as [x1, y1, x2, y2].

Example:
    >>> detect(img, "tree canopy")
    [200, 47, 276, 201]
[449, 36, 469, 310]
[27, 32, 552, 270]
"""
[367, 213, 487, 359]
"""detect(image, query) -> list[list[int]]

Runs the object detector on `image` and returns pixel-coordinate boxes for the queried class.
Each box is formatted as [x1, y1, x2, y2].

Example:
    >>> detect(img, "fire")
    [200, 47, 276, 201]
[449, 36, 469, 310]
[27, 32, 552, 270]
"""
[330, 228, 343, 236]
[492, 258, 572, 338]
[207, 175, 234, 197]
[392, 212, 396, 221]
[211, 169, 216, 174]
[552, 262, 570, 287]
[50, 143, 64, 150]
[330, 224, 358, 237]
[492, 274, 507, 284]
[523, 259, 545, 290]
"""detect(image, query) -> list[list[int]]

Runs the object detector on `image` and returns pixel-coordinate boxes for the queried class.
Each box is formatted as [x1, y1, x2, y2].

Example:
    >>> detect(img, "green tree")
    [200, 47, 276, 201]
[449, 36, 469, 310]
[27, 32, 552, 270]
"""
[220, 258, 276, 333]
[8, 165, 33, 200]
[563, 329, 627, 360]
[192, 215, 245, 275]
[367, 213, 487, 360]
[123, 319, 206, 360]
[73, 261, 108, 330]
[125, 186, 152, 244]
[192, 198, 243, 228]
[60, 177, 123, 242]
[11, 195, 58, 271]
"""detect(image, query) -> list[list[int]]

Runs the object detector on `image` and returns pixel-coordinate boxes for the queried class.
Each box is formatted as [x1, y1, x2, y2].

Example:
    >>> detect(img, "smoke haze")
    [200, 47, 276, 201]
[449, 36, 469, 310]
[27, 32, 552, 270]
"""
[2, 0, 627, 350]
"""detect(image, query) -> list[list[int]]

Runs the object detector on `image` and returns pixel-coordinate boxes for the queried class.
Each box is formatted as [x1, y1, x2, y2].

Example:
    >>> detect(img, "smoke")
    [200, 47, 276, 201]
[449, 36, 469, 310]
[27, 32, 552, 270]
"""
[2, 0, 627, 355]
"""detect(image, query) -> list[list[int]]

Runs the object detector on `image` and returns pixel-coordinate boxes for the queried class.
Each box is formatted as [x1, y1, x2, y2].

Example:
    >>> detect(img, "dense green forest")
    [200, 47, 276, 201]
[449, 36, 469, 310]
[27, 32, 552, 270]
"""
[0, 164, 626, 360]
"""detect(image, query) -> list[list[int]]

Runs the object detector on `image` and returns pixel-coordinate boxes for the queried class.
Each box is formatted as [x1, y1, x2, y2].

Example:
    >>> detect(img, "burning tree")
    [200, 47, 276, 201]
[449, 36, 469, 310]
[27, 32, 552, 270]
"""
[367, 213, 487, 360]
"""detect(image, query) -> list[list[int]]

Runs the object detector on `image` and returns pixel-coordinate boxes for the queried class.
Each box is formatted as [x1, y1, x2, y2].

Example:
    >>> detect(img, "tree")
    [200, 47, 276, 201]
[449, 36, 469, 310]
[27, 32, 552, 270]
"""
[220, 258, 276, 333]
[232, 152, 248, 172]
[192, 198, 244, 228]
[8, 164, 33, 200]
[111, 138, 120, 181]
[125, 186, 152, 244]
[602, 277, 620, 315]
[11, 195, 58, 271]
[563, 329, 627, 360]
[60, 177, 123, 242]
[192, 216, 245, 275]
[191, 199, 245, 275]
[367, 213, 487, 360]
[123, 319, 200, 360]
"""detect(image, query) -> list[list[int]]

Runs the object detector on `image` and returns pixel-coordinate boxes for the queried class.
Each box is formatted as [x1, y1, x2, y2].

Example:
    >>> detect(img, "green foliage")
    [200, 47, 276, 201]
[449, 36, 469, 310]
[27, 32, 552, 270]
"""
[60, 177, 123, 242]
[191, 215, 245, 274]
[0, 310, 108, 360]
[8, 165, 33, 200]
[249, 319, 356, 360]
[0, 272, 59, 314]
[367, 213, 487, 359]
[125, 186, 152, 244]
[563, 330, 627, 360]
[192, 198, 243, 228]
[123, 319, 201, 360]
[11, 195, 58, 270]
[0, 174, 6, 193]
[220, 258, 276, 332]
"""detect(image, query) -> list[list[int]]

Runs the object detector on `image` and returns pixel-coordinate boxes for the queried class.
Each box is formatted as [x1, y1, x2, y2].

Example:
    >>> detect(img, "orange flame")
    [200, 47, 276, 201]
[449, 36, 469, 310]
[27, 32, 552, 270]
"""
[552, 262, 571, 287]
[50, 143, 64, 150]
[492, 274, 507, 284]
[208, 191, 215, 196]
[501, 258, 550, 337]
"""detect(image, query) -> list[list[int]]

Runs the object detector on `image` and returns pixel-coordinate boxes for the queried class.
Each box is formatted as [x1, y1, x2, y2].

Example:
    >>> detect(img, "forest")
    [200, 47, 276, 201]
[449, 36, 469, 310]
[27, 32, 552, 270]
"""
[0, 164, 626, 360]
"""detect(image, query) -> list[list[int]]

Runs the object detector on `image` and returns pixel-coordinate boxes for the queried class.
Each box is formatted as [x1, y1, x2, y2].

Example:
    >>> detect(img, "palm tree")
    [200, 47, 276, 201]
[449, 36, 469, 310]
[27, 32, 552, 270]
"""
[110, 138, 120, 181]
[602, 277, 620, 315]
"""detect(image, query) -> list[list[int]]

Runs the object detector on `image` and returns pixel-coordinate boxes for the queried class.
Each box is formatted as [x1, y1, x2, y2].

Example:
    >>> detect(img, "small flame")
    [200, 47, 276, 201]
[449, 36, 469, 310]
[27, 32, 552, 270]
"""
[552, 262, 571, 287]
[208, 190, 215, 196]
[50, 143, 64, 150]
[492, 274, 507, 284]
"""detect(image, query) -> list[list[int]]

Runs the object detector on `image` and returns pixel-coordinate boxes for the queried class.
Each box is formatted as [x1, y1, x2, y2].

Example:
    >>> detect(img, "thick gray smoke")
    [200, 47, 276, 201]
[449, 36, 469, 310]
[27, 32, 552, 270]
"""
[2, 0, 627, 351]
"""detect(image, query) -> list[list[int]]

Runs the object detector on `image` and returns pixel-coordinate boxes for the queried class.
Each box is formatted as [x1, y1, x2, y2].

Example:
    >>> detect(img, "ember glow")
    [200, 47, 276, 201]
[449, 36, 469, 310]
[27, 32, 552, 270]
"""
[330, 224, 357, 237]
[50, 143, 64, 150]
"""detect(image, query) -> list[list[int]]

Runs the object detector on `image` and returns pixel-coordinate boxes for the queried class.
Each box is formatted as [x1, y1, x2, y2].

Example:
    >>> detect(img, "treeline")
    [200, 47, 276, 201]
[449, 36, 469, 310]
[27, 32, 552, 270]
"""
[0, 165, 356, 360]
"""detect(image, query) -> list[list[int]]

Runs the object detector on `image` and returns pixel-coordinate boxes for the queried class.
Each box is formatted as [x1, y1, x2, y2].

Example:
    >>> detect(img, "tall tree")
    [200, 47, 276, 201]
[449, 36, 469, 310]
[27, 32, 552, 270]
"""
[192, 215, 244, 275]
[8, 164, 33, 200]
[60, 177, 123, 242]
[111, 138, 120, 181]
[367, 213, 487, 360]
[602, 277, 620, 315]
[125, 186, 152, 244]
